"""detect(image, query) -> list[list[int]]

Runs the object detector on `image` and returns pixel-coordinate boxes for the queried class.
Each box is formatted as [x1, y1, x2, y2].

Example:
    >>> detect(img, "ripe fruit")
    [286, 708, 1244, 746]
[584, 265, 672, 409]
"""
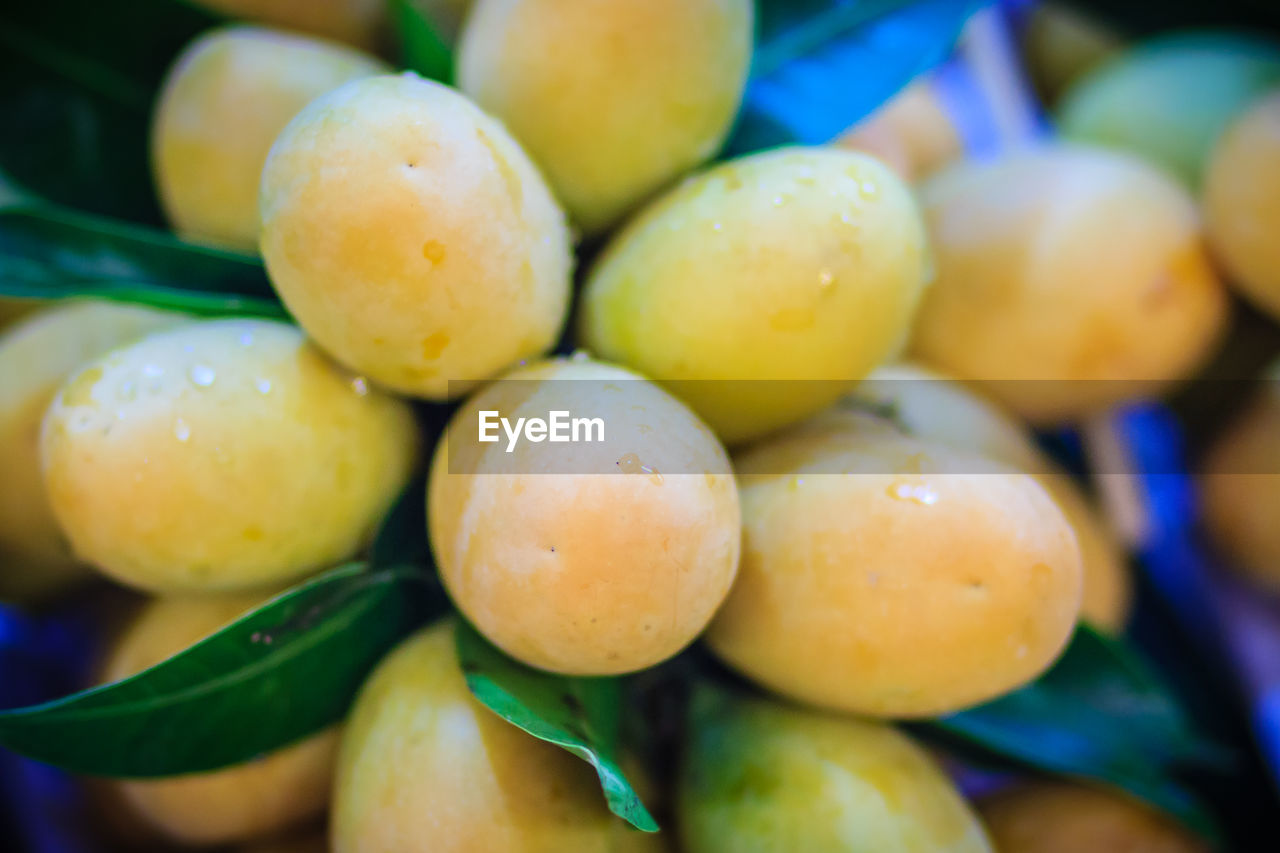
[580, 147, 932, 445]
[835, 82, 963, 182]
[102, 595, 339, 845]
[429, 356, 740, 675]
[333, 620, 663, 852]
[260, 73, 572, 399]
[677, 691, 993, 852]
[42, 319, 418, 593]
[706, 408, 1082, 717]
[0, 302, 184, 602]
[152, 26, 386, 252]
[1203, 91, 1280, 320]
[911, 146, 1227, 424]
[458, 0, 752, 233]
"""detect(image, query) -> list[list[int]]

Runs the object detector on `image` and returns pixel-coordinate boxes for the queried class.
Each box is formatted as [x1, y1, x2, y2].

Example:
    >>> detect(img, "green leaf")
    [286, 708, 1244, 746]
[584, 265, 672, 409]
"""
[387, 0, 453, 83]
[0, 0, 222, 222]
[923, 624, 1228, 841]
[0, 563, 428, 777]
[0, 204, 285, 317]
[727, 0, 981, 154]
[454, 620, 659, 832]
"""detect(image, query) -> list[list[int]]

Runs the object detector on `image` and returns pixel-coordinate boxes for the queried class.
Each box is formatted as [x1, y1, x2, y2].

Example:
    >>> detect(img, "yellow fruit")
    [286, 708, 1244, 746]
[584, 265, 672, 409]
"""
[835, 82, 963, 182]
[580, 147, 932, 445]
[980, 782, 1206, 853]
[260, 73, 572, 400]
[102, 595, 339, 846]
[706, 409, 1082, 717]
[1057, 32, 1280, 187]
[0, 302, 184, 602]
[677, 692, 992, 852]
[428, 357, 740, 675]
[151, 26, 386, 252]
[41, 318, 418, 593]
[457, 0, 752, 233]
[333, 620, 664, 852]
[1200, 375, 1280, 590]
[1204, 91, 1280, 320]
[1021, 3, 1123, 103]
[911, 146, 1228, 424]
[190, 0, 387, 50]
[846, 364, 1133, 633]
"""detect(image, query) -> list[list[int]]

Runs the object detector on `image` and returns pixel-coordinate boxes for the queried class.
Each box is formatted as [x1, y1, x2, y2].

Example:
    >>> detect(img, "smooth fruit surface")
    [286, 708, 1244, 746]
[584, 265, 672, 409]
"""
[42, 319, 418, 593]
[261, 73, 572, 399]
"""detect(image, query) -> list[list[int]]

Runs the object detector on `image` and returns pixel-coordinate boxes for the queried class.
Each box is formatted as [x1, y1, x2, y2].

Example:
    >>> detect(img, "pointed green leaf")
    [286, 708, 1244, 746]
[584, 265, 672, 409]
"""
[0, 204, 285, 317]
[388, 0, 453, 83]
[0, 563, 428, 777]
[454, 620, 659, 832]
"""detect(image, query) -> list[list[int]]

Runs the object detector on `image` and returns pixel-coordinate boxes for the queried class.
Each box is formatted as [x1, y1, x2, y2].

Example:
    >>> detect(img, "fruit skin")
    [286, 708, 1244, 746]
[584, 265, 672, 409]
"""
[677, 691, 993, 853]
[457, 0, 752, 233]
[0, 302, 184, 602]
[260, 73, 572, 400]
[151, 26, 386, 252]
[848, 364, 1133, 633]
[189, 0, 387, 50]
[428, 356, 740, 676]
[1057, 32, 1280, 187]
[1200, 375, 1280, 590]
[705, 408, 1082, 718]
[979, 782, 1205, 853]
[101, 594, 340, 846]
[910, 146, 1228, 425]
[580, 147, 932, 445]
[41, 318, 418, 594]
[333, 620, 664, 853]
[1204, 91, 1280, 320]
[835, 82, 963, 182]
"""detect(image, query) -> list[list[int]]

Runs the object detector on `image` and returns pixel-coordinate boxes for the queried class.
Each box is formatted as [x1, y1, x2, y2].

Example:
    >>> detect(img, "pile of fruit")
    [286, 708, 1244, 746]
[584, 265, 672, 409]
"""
[1, 0, 1279, 850]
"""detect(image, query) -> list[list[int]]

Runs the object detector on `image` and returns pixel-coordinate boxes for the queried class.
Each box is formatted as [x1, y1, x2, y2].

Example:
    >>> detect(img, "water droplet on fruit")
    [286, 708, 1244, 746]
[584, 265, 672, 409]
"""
[189, 364, 215, 387]
[350, 377, 369, 396]
[859, 180, 879, 200]
[256, 379, 272, 394]
[174, 418, 191, 442]
[817, 269, 836, 291]
[887, 481, 937, 505]
[143, 363, 164, 378]
[238, 331, 254, 347]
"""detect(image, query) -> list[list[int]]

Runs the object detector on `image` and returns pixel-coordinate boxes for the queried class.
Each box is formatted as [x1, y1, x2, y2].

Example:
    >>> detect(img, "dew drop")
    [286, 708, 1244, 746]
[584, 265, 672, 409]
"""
[350, 377, 369, 396]
[887, 481, 938, 505]
[174, 418, 191, 442]
[256, 378, 272, 394]
[859, 180, 879, 200]
[711, 221, 723, 232]
[118, 381, 137, 402]
[817, 269, 836, 291]
[189, 364, 216, 387]
[142, 363, 164, 378]
[238, 331, 254, 347]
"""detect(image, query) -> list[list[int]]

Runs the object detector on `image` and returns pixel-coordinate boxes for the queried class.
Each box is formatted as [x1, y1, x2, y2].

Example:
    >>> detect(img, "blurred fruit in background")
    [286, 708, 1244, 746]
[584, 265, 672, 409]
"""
[151, 26, 387, 253]
[1057, 31, 1280, 187]
[979, 781, 1207, 852]
[911, 145, 1229, 424]
[835, 81, 964, 182]
[188, 0, 388, 50]
[1204, 90, 1280, 320]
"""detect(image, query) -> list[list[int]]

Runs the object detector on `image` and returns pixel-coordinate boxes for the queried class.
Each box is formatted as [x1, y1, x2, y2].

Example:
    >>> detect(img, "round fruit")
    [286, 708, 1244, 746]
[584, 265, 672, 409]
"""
[835, 82, 963, 182]
[1200, 373, 1280, 590]
[706, 409, 1082, 717]
[911, 146, 1227, 424]
[457, 0, 752, 233]
[333, 620, 663, 852]
[677, 691, 992, 852]
[102, 594, 339, 845]
[1057, 32, 1280, 187]
[428, 356, 740, 675]
[980, 782, 1205, 853]
[189, 0, 387, 49]
[260, 72, 572, 399]
[580, 147, 932, 445]
[0, 302, 184, 602]
[846, 364, 1133, 632]
[1204, 91, 1280, 320]
[152, 26, 386, 252]
[41, 318, 418, 593]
